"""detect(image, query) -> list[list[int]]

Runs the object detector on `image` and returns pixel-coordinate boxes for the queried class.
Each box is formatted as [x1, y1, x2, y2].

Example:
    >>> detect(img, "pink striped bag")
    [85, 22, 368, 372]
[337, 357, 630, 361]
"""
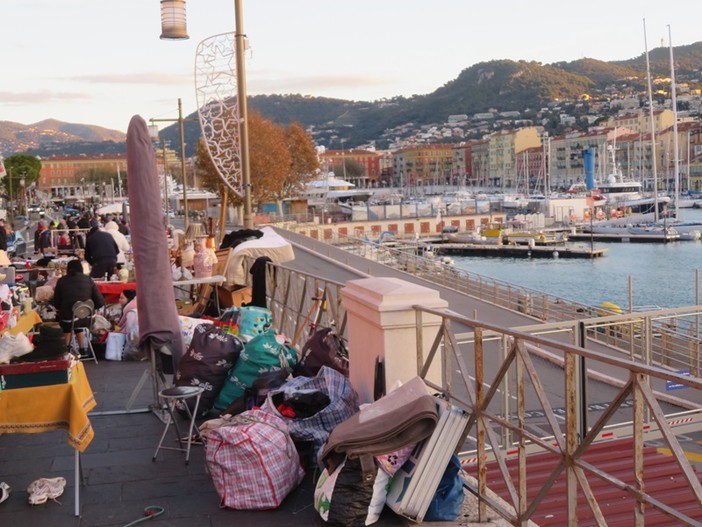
[205, 408, 305, 510]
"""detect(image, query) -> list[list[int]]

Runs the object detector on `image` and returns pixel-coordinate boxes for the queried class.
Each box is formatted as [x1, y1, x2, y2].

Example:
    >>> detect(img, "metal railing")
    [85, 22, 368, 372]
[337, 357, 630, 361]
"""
[281, 227, 702, 374]
[247, 248, 702, 525]
[414, 304, 702, 526]
[247, 259, 348, 351]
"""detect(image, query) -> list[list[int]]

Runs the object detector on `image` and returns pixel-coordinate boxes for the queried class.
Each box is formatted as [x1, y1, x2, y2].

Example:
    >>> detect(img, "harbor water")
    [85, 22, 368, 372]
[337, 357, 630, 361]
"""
[451, 208, 702, 310]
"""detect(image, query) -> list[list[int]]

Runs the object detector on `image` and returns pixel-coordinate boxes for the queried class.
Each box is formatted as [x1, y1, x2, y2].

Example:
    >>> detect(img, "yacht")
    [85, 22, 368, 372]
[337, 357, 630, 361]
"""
[595, 146, 670, 217]
[303, 173, 374, 208]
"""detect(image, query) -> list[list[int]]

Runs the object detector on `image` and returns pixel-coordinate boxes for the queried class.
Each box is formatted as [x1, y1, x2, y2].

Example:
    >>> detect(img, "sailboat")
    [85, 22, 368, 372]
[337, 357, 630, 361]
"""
[653, 26, 702, 239]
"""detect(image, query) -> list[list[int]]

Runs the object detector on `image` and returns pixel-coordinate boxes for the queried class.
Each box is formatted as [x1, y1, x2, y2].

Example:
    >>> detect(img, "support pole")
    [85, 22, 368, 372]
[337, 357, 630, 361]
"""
[234, 0, 253, 229]
[219, 185, 229, 244]
[178, 98, 189, 230]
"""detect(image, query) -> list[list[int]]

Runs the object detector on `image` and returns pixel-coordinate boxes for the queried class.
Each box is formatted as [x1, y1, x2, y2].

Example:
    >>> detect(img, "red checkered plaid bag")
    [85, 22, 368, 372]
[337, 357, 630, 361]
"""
[205, 408, 305, 509]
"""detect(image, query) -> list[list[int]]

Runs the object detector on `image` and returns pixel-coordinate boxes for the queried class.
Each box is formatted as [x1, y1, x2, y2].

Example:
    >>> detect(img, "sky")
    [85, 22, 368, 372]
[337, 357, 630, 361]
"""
[1, 0, 700, 135]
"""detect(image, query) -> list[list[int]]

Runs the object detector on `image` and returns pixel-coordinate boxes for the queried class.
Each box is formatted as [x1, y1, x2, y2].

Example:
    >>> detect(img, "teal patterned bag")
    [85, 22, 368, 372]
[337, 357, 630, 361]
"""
[214, 329, 297, 413]
[237, 306, 272, 341]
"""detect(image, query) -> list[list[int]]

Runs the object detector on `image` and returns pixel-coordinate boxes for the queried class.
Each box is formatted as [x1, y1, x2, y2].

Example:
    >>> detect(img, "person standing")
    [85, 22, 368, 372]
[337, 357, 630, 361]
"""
[84, 219, 119, 279]
[52, 259, 106, 355]
[76, 212, 91, 249]
[0, 219, 7, 252]
[118, 218, 130, 236]
[103, 220, 130, 265]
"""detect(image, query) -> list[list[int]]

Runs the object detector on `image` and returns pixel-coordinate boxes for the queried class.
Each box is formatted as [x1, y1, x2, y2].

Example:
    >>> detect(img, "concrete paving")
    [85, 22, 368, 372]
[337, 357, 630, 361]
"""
[0, 359, 411, 526]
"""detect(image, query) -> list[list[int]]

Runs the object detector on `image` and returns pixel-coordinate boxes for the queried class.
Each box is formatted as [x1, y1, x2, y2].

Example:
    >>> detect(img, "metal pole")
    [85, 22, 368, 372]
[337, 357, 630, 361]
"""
[219, 185, 229, 243]
[8, 167, 13, 221]
[234, 0, 253, 229]
[162, 142, 170, 227]
[178, 98, 189, 230]
[643, 18, 660, 222]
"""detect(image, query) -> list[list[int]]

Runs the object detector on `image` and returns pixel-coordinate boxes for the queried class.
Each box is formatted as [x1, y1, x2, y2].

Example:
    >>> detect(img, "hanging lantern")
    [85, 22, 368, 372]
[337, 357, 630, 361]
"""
[160, 0, 189, 40]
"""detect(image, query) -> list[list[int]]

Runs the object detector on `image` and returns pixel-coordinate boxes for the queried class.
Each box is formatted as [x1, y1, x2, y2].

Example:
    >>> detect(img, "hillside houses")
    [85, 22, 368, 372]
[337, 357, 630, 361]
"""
[320, 107, 702, 195]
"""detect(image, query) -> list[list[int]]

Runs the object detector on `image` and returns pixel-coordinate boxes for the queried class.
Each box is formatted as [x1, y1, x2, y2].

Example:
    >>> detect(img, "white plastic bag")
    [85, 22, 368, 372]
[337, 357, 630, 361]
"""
[105, 332, 126, 361]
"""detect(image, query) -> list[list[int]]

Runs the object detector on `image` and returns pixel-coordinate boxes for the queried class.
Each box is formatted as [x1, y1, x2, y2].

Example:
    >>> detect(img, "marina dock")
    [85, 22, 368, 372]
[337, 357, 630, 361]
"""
[569, 232, 680, 243]
[435, 242, 607, 259]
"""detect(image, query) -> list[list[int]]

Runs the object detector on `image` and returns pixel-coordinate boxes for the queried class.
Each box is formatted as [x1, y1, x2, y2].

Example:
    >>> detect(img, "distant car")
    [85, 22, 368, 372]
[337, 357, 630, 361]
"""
[12, 215, 29, 230]
[7, 230, 26, 257]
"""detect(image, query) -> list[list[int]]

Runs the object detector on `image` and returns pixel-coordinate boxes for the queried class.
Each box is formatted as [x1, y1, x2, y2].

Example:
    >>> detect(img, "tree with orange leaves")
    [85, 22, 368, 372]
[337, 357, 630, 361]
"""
[195, 111, 319, 218]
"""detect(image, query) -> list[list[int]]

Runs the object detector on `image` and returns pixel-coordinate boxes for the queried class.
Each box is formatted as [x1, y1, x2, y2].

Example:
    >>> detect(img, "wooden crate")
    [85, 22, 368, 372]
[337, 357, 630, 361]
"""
[217, 285, 252, 309]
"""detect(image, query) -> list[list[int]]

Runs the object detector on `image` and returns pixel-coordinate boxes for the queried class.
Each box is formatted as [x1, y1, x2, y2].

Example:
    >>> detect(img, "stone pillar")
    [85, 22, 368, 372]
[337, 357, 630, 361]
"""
[341, 277, 449, 403]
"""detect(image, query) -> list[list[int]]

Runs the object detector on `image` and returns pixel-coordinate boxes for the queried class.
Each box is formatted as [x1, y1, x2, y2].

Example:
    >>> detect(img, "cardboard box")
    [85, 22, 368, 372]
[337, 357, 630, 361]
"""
[0, 359, 72, 389]
[218, 285, 252, 309]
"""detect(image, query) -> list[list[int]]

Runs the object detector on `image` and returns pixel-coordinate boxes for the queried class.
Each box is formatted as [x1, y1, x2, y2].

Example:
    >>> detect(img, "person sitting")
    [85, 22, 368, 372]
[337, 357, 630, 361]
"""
[116, 289, 137, 334]
[115, 289, 139, 358]
[51, 259, 106, 356]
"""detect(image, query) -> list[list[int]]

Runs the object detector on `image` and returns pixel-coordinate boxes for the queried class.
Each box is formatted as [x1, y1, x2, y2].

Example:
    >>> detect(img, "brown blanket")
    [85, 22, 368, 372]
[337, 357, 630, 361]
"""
[320, 376, 439, 473]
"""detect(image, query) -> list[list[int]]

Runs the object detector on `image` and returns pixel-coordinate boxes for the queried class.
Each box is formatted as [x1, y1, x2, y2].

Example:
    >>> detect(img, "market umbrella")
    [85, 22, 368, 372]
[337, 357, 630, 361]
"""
[126, 115, 184, 397]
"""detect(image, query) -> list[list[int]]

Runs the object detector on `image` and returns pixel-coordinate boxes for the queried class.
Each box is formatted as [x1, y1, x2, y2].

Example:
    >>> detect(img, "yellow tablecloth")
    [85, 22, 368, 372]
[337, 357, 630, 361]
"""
[1, 309, 42, 336]
[0, 361, 96, 452]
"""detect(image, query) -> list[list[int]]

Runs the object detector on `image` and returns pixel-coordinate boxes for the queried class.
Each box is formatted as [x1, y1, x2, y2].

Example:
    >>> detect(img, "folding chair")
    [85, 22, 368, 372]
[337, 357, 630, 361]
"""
[70, 299, 98, 364]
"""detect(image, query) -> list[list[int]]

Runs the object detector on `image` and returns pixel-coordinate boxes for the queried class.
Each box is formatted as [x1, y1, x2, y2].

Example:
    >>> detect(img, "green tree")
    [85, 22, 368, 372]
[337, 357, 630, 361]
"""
[2, 154, 42, 201]
[332, 159, 364, 179]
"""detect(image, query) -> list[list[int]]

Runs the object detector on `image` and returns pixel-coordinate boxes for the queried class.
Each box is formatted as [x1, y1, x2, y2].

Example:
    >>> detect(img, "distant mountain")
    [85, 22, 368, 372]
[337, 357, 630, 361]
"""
[0, 119, 125, 156]
[3, 42, 701, 156]
[551, 58, 639, 85]
[612, 41, 702, 75]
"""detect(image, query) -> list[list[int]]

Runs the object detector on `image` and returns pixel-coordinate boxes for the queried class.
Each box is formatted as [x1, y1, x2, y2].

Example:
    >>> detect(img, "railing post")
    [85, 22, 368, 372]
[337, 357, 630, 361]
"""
[516, 338, 527, 521]
[501, 335, 511, 450]
[475, 327, 487, 522]
[576, 322, 587, 440]
[341, 277, 448, 403]
[565, 347, 579, 524]
[633, 372, 645, 526]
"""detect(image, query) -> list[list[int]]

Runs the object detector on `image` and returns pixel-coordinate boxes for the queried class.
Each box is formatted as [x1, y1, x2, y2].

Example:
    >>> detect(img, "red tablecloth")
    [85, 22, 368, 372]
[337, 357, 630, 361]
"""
[95, 281, 136, 304]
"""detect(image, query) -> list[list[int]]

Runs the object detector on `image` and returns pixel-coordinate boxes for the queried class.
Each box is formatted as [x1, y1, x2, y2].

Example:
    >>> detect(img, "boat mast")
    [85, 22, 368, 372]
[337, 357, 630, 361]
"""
[643, 18, 660, 222]
[668, 24, 680, 220]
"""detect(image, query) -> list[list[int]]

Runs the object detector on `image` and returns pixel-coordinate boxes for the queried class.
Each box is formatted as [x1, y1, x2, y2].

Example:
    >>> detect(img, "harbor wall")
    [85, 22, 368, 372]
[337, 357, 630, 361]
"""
[283, 197, 589, 241]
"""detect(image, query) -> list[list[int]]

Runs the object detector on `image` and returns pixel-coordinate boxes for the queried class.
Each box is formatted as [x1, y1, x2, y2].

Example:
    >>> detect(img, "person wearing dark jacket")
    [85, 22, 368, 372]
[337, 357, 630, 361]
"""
[76, 213, 91, 249]
[84, 219, 119, 279]
[52, 259, 106, 354]
[0, 219, 7, 251]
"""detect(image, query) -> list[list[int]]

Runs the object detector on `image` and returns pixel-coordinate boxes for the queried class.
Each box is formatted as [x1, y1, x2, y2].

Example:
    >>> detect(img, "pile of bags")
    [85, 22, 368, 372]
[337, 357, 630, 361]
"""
[172, 305, 464, 525]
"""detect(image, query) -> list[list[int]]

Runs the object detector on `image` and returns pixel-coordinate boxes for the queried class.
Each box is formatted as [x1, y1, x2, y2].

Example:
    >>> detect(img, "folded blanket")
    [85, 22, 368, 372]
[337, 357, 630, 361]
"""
[321, 376, 439, 473]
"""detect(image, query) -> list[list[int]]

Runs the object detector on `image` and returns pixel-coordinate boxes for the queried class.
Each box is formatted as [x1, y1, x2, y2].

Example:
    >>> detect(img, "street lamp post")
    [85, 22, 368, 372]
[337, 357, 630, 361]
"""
[159, 0, 253, 229]
[161, 141, 171, 226]
[149, 98, 191, 229]
[19, 173, 26, 216]
[8, 167, 13, 221]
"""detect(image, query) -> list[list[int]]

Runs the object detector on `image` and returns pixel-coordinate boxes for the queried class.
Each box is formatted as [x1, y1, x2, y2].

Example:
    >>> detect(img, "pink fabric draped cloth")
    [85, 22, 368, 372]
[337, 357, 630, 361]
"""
[117, 298, 137, 332]
[126, 115, 184, 366]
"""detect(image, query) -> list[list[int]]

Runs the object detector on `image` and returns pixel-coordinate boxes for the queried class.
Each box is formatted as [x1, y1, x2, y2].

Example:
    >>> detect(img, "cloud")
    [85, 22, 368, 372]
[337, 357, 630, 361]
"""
[0, 90, 90, 104]
[71, 73, 191, 85]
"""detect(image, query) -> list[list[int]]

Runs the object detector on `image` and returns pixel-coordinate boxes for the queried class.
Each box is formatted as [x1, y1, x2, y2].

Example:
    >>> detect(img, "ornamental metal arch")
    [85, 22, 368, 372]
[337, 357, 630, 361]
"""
[194, 32, 243, 197]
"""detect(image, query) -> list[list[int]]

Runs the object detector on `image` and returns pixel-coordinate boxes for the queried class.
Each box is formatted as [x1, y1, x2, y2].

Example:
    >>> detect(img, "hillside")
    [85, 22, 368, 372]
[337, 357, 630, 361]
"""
[3, 41, 701, 157]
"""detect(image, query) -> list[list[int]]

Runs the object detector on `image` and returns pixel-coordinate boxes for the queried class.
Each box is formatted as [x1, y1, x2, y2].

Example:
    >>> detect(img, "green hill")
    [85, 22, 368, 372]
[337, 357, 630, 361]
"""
[6, 42, 702, 157]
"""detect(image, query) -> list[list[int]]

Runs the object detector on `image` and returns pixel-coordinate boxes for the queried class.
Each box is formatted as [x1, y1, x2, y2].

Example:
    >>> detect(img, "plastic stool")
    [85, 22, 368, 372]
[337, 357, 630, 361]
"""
[152, 386, 204, 464]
